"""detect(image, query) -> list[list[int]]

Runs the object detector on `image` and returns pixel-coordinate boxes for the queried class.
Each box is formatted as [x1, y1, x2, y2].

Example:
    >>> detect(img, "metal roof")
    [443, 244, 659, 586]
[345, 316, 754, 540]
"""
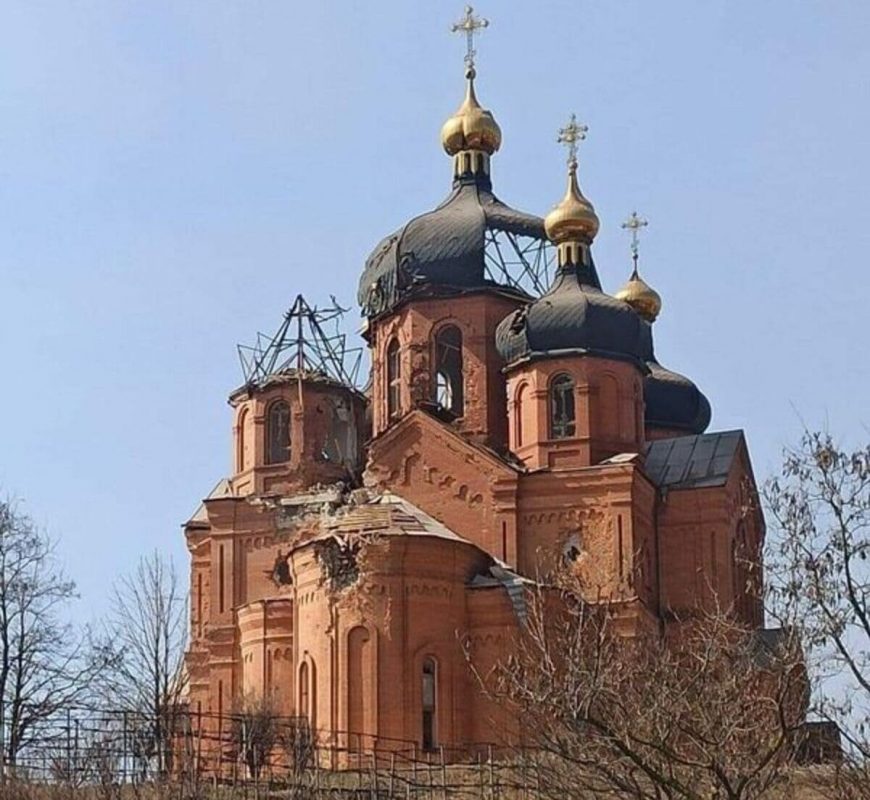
[358, 177, 545, 318]
[495, 262, 646, 367]
[187, 478, 232, 524]
[643, 430, 744, 490]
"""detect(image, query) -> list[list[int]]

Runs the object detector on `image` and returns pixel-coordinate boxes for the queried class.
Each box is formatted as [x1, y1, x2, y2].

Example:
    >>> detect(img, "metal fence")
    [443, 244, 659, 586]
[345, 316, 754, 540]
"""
[1, 706, 542, 799]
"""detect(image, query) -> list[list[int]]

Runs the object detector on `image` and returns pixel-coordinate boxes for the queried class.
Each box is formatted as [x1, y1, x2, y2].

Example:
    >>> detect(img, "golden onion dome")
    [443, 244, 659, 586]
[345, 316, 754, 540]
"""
[544, 161, 600, 244]
[440, 67, 502, 156]
[614, 267, 662, 322]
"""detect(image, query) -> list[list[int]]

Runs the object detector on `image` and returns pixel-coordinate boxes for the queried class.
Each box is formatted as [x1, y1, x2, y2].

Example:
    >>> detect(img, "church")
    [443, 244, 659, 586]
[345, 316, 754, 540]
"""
[183, 7, 768, 760]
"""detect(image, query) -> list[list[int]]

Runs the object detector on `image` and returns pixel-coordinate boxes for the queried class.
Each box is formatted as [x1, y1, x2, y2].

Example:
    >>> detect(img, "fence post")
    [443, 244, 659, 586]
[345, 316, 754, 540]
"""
[0, 698, 5, 787]
[66, 708, 72, 783]
[314, 748, 321, 800]
[478, 753, 485, 799]
[122, 710, 128, 784]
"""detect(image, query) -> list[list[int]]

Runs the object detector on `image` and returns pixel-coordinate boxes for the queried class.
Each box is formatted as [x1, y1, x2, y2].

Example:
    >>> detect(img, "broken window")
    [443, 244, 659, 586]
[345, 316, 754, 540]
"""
[550, 373, 576, 439]
[266, 400, 291, 464]
[321, 398, 355, 464]
[386, 339, 401, 421]
[422, 657, 437, 750]
[433, 325, 463, 416]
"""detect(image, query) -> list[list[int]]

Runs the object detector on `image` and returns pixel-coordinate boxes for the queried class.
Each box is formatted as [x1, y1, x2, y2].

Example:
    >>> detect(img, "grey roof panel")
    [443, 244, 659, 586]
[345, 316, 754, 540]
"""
[644, 430, 744, 490]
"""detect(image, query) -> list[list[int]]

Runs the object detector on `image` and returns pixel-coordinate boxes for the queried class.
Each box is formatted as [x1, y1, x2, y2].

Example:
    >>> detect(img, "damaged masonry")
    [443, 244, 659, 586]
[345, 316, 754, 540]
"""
[183, 6, 773, 763]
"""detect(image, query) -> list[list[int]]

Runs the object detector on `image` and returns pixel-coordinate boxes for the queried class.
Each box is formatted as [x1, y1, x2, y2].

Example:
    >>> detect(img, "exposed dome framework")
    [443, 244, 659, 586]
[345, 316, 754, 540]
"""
[358, 182, 555, 319]
[358, 7, 557, 321]
[237, 294, 365, 390]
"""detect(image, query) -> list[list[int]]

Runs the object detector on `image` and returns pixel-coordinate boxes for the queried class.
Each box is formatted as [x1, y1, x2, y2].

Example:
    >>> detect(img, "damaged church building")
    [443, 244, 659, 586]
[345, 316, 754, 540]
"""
[182, 11, 773, 764]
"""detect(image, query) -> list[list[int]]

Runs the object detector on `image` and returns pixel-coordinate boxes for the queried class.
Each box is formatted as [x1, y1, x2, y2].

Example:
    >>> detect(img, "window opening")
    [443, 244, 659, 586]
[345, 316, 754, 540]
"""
[433, 326, 463, 416]
[299, 662, 310, 720]
[387, 339, 401, 421]
[266, 400, 291, 464]
[550, 373, 576, 438]
[422, 658, 437, 750]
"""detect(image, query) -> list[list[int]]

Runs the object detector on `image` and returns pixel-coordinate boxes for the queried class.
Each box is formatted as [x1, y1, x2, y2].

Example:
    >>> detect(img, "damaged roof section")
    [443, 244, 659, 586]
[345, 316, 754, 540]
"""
[644, 430, 744, 490]
[469, 565, 530, 624]
[321, 491, 468, 542]
[319, 491, 530, 623]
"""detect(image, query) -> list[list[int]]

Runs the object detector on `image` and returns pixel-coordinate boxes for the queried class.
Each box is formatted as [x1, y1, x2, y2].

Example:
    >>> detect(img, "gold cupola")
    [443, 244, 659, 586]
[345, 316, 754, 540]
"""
[615, 267, 662, 322]
[545, 115, 600, 267]
[614, 212, 662, 322]
[441, 7, 500, 181]
[440, 66, 502, 158]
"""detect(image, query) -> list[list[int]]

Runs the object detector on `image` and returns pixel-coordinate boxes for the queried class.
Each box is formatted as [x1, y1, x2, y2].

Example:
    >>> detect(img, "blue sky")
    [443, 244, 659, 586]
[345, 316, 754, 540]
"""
[1, 1, 868, 620]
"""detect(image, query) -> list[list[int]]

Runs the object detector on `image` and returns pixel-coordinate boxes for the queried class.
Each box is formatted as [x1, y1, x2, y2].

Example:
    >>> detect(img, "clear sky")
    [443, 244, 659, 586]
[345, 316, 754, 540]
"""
[1, 1, 868, 621]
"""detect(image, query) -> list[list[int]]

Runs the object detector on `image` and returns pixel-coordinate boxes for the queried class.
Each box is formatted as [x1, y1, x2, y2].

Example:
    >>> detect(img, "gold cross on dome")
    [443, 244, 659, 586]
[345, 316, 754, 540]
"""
[622, 211, 649, 266]
[451, 6, 490, 69]
[557, 114, 588, 167]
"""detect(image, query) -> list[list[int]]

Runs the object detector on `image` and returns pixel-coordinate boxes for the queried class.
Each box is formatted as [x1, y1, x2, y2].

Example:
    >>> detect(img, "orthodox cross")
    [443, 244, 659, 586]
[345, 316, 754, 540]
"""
[621, 211, 649, 268]
[557, 114, 588, 168]
[451, 6, 489, 70]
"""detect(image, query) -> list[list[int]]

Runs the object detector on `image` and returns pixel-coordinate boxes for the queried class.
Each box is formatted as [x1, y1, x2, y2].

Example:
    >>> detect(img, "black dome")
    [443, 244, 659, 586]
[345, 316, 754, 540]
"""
[641, 324, 711, 434]
[495, 263, 647, 366]
[358, 176, 545, 318]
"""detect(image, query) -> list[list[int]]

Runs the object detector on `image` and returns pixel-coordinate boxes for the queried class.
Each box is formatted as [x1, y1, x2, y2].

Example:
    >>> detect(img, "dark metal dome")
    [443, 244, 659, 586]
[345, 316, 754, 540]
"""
[640, 324, 711, 434]
[495, 262, 647, 366]
[358, 176, 545, 318]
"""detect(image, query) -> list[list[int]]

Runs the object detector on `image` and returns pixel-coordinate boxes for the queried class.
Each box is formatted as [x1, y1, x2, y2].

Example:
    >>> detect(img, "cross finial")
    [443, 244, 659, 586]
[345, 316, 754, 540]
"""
[451, 6, 489, 70]
[621, 211, 649, 269]
[557, 114, 588, 169]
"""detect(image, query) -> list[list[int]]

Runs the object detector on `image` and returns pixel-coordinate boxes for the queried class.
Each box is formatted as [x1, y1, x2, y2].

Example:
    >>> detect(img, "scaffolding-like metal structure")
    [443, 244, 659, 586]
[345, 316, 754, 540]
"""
[237, 295, 364, 389]
[484, 231, 555, 298]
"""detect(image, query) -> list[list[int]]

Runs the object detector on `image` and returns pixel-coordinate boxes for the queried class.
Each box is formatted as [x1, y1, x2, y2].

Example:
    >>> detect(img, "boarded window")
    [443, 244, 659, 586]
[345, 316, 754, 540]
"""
[348, 626, 371, 748]
[433, 326, 463, 416]
[266, 400, 291, 464]
[550, 373, 576, 439]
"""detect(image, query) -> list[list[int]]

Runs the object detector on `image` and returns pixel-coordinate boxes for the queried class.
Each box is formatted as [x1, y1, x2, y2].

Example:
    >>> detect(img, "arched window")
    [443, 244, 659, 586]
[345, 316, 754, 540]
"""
[266, 400, 291, 464]
[386, 339, 401, 421]
[299, 659, 316, 728]
[299, 661, 309, 719]
[550, 373, 576, 439]
[421, 657, 437, 750]
[514, 384, 528, 448]
[433, 325, 463, 416]
[348, 626, 371, 747]
[236, 407, 249, 473]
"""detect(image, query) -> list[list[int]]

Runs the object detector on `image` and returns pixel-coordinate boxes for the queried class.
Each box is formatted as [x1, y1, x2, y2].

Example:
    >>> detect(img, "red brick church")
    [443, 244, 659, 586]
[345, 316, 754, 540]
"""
[183, 8, 768, 759]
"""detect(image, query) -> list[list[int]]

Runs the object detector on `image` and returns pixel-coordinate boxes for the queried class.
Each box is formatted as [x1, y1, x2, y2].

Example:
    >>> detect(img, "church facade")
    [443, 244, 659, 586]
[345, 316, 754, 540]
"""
[183, 12, 768, 760]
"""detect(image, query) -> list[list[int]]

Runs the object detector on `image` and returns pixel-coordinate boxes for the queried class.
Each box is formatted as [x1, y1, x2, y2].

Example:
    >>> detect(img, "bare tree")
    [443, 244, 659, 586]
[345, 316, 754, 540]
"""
[0, 498, 109, 774]
[100, 551, 187, 780]
[480, 583, 807, 800]
[231, 695, 280, 780]
[765, 430, 870, 795]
